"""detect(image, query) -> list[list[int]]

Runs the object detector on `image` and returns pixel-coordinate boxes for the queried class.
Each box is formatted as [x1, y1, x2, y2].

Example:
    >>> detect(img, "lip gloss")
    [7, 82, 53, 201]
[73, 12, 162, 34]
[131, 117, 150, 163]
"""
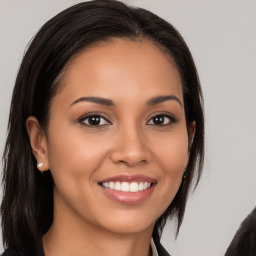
[99, 175, 157, 204]
[101, 184, 156, 204]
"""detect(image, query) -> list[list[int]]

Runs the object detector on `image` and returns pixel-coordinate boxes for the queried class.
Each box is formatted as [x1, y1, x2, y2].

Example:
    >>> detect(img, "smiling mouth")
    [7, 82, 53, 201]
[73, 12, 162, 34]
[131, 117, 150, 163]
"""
[100, 181, 153, 193]
[98, 175, 157, 204]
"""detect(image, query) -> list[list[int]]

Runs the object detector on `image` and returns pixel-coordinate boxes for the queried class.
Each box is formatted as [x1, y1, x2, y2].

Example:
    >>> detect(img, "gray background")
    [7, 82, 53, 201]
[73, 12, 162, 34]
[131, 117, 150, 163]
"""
[0, 0, 255, 255]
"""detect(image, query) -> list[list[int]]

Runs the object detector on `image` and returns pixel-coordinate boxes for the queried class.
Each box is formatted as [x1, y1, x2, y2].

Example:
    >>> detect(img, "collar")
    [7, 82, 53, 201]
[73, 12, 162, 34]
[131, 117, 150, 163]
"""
[151, 238, 159, 256]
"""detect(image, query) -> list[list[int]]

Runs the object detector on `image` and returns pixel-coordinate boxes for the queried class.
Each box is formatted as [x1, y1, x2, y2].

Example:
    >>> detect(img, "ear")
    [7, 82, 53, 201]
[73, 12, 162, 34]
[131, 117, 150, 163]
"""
[188, 121, 196, 152]
[26, 116, 49, 172]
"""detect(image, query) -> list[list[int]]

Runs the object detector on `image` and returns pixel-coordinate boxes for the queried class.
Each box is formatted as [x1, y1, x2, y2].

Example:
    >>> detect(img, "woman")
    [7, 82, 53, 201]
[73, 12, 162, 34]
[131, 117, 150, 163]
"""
[1, 1, 204, 255]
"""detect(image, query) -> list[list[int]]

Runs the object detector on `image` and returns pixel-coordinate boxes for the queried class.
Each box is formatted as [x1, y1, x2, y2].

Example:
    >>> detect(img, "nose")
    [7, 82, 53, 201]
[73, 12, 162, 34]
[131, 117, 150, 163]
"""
[110, 125, 150, 167]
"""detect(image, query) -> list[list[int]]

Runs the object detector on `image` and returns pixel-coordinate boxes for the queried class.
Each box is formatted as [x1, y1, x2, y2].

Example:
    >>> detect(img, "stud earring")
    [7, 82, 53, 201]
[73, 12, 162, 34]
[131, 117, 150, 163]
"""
[37, 163, 43, 168]
[183, 167, 187, 179]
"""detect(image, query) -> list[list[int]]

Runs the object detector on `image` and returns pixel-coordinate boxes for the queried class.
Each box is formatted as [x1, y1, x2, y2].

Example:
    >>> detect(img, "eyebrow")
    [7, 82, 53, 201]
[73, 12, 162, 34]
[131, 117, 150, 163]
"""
[70, 97, 114, 107]
[70, 95, 182, 108]
[147, 95, 183, 107]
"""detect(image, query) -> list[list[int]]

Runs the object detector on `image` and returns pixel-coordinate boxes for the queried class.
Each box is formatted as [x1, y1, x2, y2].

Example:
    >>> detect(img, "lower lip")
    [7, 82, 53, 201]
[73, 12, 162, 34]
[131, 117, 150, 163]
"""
[100, 185, 156, 205]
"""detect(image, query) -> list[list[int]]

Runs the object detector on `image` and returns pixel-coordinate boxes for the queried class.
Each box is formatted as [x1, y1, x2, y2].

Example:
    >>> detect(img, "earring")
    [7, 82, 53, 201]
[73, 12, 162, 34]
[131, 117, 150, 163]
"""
[37, 162, 44, 174]
[37, 163, 43, 168]
[183, 167, 187, 179]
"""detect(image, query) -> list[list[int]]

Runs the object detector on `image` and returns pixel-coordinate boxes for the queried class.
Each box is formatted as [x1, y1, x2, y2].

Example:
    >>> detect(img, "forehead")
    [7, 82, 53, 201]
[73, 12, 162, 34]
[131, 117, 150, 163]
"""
[55, 38, 183, 105]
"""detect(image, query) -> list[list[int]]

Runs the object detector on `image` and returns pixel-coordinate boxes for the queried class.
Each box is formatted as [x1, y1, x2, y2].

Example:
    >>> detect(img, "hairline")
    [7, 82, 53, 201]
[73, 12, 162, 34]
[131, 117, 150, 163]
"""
[54, 36, 177, 90]
[46, 36, 184, 128]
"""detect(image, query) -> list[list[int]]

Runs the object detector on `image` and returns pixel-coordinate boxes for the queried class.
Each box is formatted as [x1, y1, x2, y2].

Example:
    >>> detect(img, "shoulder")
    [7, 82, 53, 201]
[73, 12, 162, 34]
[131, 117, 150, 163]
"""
[225, 207, 256, 256]
[1, 249, 21, 256]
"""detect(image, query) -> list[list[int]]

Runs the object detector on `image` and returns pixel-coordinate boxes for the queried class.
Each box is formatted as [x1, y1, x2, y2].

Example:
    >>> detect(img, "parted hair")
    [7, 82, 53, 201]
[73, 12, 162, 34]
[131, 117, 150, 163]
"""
[1, 0, 204, 255]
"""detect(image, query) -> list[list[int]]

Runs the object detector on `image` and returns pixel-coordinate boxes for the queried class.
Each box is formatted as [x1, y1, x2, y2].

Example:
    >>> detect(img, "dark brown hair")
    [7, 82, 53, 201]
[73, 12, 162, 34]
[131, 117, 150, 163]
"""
[1, 0, 204, 255]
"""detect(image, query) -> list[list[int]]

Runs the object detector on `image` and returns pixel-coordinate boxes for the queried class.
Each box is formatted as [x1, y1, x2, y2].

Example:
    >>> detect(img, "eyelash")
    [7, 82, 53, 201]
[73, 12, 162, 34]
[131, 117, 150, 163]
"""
[78, 112, 177, 127]
[146, 112, 177, 126]
[79, 112, 111, 127]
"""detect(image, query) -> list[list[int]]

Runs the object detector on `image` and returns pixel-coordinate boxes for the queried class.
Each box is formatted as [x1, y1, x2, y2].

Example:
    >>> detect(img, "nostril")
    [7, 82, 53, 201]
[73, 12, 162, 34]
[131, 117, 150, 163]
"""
[109, 132, 151, 166]
[114, 158, 147, 167]
[110, 148, 149, 166]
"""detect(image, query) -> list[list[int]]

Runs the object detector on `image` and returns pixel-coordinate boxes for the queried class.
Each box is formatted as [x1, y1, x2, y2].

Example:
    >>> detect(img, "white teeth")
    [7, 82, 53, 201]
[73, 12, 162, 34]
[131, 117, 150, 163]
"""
[138, 182, 144, 191]
[101, 181, 152, 192]
[109, 182, 114, 189]
[114, 181, 121, 191]
[102, 182, 109, 188]
[130, 182, 139, 192]
[121, 182, 130, 192]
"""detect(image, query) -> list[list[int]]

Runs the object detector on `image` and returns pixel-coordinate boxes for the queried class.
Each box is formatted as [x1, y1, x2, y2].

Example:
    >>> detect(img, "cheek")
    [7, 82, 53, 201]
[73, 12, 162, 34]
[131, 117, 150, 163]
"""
[151, 130, 189, 208]
[153, 131, 189, 174]
[45, 129, 111, 215]
[46, 126, 110, 185]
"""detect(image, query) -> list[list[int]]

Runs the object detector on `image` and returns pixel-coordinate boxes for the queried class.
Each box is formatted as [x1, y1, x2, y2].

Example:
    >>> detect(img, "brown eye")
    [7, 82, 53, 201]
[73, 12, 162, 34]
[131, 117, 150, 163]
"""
[147, 114, 176, 126]
[80, 115, 110, 126]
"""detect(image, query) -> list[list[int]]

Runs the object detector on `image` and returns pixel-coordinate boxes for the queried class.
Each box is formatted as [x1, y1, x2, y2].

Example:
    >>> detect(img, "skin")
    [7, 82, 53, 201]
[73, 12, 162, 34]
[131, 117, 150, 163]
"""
[27, 38, 195, 256]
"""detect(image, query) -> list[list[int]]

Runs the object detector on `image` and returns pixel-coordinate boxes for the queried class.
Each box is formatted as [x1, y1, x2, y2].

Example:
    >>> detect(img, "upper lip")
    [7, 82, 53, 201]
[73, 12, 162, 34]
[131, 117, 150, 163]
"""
[98, 175, 157, 184]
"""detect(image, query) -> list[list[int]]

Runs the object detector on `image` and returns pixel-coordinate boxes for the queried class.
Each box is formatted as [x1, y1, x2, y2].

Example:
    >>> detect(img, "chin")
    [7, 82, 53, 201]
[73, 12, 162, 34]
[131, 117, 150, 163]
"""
[96, 212, 156, 235]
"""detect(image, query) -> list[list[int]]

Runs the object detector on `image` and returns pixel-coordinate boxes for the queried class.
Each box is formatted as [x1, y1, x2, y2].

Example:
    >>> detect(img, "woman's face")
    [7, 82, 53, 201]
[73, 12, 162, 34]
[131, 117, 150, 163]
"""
[42, 38, 193, 235]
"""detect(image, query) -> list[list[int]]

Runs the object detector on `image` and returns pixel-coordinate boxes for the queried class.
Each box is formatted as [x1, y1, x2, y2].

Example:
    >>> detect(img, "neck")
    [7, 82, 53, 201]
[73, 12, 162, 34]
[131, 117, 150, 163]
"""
[43, 197, 154, 256]
[43, 222, 153, 256]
